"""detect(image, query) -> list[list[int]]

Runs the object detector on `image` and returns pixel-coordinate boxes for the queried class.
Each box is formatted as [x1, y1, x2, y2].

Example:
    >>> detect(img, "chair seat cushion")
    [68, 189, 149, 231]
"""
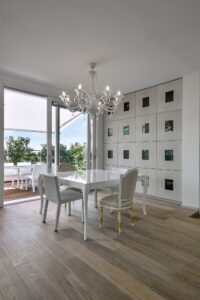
[100, 195, 133, 208]
[60, 189, 82, 203]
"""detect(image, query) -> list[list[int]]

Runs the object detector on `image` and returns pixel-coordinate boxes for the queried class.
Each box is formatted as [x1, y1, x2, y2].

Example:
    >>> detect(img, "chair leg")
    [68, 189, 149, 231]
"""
[32, 180, 35, 193]
[68, 202, 71, 216]
[54, 203, 61, 232]
[130, 208, 134, 226]
[99, 207, 103, 228]
[42, 199, 49, 223]
[81, 198, 84, 223]
[65, 203, 67, 211]
[117, 211, 122, 234]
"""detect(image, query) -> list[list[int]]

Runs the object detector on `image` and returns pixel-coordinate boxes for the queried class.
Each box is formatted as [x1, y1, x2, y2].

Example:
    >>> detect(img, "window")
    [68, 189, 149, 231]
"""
[142, 97, 149, 108]
[123, 150, 129, 159]
[108, 150, 113, 159]
[142, 150, 149, 160]
[165, 179, 173, 191]
[165, 120, 173, 132]
[124, 102, 129, 111]
[107, 128, 113, 137]
[142, 123, 149, 134]
[123, 126, 129, 135]
[165, 150, 173, 161]
[165, 90, 174, 103]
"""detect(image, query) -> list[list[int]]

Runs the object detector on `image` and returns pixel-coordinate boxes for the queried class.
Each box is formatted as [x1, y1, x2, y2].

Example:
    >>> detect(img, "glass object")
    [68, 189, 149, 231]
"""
[123, 150, 129, 159]
[165, 179, 173, 191]
[165, 90, 174, 103]
[108, 128, 113, 137]
[142, 123, 149, 134]
[165, 120, 173, 132]
[142, 150, 149, 160]
[108, 150, 113, 159]
[123, 126, 129, 135]
[165, 150, 173, 161]
[142, 97, 149, 107]
[124, 102, 129, 111]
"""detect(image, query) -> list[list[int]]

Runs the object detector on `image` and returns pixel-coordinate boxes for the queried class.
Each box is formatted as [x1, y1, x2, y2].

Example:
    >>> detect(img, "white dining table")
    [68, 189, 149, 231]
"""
[39, 169, 149, 241]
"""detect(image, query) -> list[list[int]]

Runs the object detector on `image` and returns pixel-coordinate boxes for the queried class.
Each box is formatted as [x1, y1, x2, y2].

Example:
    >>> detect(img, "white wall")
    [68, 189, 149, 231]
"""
[0, 83, 4, 207]
[182, 71, 200, 209]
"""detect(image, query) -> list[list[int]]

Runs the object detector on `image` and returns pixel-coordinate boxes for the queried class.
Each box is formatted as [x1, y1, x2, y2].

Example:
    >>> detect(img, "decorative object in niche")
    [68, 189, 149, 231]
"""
[142, 150, 149, 160]
[108, 150, 113, 159]
[108, 128, 113, 137]
[165, 150, 173, 161]
[165, 120, 173, 132]
[123, 150, 129, 159]
[165, 179, 173, 191]
[142, 123, 149, 134]
[142, 97, 149, 108]
[165, 90, 174, 103]
[124, 102, 129, 111]
[123, 126, 129, 135]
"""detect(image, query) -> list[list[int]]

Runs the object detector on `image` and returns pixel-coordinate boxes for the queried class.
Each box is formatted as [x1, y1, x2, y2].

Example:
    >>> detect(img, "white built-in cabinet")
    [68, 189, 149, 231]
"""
[103, 79, 182, 203]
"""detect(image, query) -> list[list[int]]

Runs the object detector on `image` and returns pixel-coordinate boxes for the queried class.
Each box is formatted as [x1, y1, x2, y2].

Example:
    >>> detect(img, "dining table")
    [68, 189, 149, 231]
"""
[39, 169, 149, 241]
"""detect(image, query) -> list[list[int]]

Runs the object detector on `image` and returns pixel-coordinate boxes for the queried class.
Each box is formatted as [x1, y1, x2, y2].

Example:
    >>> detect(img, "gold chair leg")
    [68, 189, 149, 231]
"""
[117, 211, 122, 234]
[99, 207, 103, 228]
[130, 208, 134, 226]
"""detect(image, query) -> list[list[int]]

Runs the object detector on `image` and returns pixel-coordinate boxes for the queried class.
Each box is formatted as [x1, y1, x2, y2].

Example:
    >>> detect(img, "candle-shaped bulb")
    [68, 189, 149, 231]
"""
[106, 85, 110, 92]
[78, 84, 82, 90]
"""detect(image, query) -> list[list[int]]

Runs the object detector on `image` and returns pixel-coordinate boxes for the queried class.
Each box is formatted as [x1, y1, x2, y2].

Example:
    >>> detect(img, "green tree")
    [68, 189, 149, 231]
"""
[6, 136, 31, 165]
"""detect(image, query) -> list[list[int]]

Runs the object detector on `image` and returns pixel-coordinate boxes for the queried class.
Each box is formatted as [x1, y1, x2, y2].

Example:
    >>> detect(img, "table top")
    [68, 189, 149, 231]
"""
[57, 169, 121, 186]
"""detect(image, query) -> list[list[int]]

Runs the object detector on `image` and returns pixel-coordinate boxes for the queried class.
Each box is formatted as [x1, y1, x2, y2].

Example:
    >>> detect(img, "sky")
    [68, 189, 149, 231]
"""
[4, 88, 87, 150]
[4, 114, 87, 150]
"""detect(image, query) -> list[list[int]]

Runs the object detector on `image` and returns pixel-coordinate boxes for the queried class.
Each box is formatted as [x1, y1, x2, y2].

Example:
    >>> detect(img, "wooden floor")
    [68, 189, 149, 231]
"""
[0, 194, 200, 300]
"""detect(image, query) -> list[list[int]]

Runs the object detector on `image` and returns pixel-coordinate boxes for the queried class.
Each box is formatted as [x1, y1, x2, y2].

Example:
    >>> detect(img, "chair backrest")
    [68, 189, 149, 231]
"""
[43, 175, 61, 204]
[4, 162, 14, 167]
[58, 163, 75, 172]
[118, 168, 138, 207]
[32, 164, 46, 180]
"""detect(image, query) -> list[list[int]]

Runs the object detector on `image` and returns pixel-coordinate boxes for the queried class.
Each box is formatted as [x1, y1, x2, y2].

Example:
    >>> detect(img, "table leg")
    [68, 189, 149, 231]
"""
[83, 185, 88, 241]
[142, 177, 148, 216]
[39, 175, 44, 214]
[94, 189, 98, 208]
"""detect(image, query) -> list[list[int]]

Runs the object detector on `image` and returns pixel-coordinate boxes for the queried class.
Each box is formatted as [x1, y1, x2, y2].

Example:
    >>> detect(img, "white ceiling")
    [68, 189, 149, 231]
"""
[1, 0, 200, 95]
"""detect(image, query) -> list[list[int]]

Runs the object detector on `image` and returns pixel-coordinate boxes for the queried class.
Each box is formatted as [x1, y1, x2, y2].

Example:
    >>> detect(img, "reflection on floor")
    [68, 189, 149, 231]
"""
[0, 193, 199, 300]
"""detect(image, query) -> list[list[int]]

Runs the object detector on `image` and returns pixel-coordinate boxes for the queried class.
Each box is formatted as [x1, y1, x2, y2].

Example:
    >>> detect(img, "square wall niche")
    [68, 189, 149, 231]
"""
[104, 121, 118, 143]
[136, 114, 156, 142]
[117, 93, 136, 120]
[136, 87, 157, 116]
[156, 170, 181, 201]
[157, 79, 182, 112]
[136, 142, 156, 168]
[118, 143, 136, 167]
[157, 110, 182, 141]
[157, 141, 181, 170]
[104, 143, 118, 165]
[118, 118, 136, 142]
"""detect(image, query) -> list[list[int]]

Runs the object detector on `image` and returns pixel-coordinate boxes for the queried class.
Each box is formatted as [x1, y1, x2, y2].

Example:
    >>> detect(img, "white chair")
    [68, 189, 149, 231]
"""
[42, 175, 83, 232]
[27, 164, 46, 192]
[4, 163, 19, 186]
[99, 168, 138, 234]
[17, 162, 32, 189]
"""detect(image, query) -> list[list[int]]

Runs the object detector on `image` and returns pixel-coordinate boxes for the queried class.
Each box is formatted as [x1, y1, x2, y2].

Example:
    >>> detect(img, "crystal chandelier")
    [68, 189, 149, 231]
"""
[60, 63, 123, 116]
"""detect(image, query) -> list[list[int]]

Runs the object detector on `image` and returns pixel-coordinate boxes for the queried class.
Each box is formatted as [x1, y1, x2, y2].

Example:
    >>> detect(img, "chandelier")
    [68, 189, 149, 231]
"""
[60, 63, 123, 116]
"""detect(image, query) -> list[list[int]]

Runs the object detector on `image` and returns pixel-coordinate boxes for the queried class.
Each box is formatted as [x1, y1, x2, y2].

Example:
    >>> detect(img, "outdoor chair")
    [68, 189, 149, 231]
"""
[17, 162, 32, 189]
[99, 168, 138, 234]
[27, 164, 46, 192]
[42, 175, 83, 231]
